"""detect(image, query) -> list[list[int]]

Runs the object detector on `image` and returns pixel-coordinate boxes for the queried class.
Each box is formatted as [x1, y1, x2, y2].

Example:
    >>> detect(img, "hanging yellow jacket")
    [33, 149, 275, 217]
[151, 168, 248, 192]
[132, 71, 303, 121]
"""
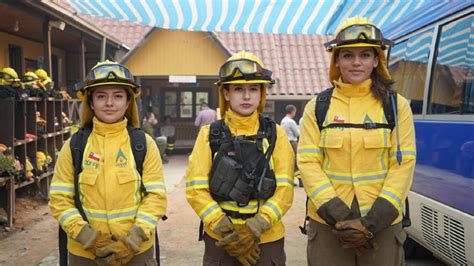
[298, 79, 416, 226]
[49, 117, 167, 259]
[186, 110, 294, 244]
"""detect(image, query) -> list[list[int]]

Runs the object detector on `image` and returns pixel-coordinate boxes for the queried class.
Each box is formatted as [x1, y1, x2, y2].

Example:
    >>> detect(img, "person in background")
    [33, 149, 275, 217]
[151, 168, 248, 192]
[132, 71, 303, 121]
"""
[49, 60, 167, 265]
[186, 51, 294, 265]
[280, 104, 302, 187]
[143, 110, 169, 164]
[194, 102, 217, 129]
[160, 115, 176, 156]
[298, 16, 416, 266]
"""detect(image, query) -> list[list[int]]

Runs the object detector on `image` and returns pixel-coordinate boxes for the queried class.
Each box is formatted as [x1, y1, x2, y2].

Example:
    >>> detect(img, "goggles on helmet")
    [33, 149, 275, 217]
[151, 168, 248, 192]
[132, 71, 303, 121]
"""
[86, 63, 134, 84]
[76, 63, 138, 94]
[218, 59, 274, 84]
[0, 72, 19, 81]
[22, 75, 38, 82]
[324, 24, 394, 51]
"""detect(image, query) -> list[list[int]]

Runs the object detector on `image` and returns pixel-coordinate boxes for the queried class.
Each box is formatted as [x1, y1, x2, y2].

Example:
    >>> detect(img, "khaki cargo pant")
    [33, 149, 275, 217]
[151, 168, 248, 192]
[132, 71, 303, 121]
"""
[203, 234, 286, 266]
[307, 219, 406, 266]
[68, 246, 157, 266]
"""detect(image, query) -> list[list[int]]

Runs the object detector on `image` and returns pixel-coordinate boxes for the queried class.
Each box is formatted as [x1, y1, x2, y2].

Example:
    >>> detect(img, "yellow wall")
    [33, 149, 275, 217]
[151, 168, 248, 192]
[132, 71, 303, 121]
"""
[124, 29, 228, 76]
[0, 32, 66, 87]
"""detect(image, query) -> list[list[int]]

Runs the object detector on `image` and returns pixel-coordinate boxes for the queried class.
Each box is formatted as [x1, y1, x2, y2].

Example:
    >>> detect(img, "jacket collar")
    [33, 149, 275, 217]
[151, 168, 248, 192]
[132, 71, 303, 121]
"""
[92, 116, 127, 136]
[224, 109, 260, 136]
[334, 78, 372, 98]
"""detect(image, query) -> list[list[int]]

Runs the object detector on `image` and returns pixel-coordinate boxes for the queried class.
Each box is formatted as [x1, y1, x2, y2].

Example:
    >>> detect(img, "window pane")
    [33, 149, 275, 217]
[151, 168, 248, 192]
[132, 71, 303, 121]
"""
[196, 92, 209, 105]
[389, 28, 434, 114]
[165, 92, 177, 104]
[196, 92, 209, 115]
[430, 15, 474, 114]
[180, 91, 193, 118]
[180, 105, 193, 118]
[180, 91, 193, 105]
[165, 105, 177, 118]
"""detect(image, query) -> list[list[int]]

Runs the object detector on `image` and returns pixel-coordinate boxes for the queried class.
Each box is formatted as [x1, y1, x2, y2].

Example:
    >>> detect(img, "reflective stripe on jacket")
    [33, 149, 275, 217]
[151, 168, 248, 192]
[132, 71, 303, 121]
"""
[49, 117, 167, 259]
[298, 79, 416, 224]
[186, 110, 294, 244]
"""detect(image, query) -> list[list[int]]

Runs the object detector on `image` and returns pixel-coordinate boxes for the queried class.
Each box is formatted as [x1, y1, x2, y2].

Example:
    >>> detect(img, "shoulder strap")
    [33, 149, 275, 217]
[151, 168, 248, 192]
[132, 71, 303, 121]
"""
[127, 125, 148, 196]
[260, 116, 277, 161]
[383, 91, 397, 131]
[70, 127, 92, 222]
[315, 87, 334, 132]
[209, 119, 233, 158]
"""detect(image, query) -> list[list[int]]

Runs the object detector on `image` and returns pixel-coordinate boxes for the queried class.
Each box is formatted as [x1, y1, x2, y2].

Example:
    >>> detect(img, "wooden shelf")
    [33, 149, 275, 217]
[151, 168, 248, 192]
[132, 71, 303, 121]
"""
[14, 171, 53, 190]
[0, 97, 71, 227]
[26, 97, 41, 102]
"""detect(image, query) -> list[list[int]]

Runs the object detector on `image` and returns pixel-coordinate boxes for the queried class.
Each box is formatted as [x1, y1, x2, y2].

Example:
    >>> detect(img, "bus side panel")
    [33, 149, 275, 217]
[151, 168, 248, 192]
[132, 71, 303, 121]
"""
[406, 191, 474, 266]
[408, 119, 474, 265]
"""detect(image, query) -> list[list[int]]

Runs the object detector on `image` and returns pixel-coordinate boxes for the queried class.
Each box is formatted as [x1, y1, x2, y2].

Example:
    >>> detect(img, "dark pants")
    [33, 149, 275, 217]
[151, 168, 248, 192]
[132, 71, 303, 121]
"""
[203, 234, 286, 266]
[307, 219, 406, 266]
[68, 247, 156, 266]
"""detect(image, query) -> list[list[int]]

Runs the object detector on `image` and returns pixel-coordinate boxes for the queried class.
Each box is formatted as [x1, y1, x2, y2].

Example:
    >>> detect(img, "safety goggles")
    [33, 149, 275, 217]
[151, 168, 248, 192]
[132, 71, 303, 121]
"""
[218, 59, 273, 83]
[0, 72, 19, 81]
[22, 75, 38, 82]
[86, 63, 135, 85]
[324, 24, 394, 50]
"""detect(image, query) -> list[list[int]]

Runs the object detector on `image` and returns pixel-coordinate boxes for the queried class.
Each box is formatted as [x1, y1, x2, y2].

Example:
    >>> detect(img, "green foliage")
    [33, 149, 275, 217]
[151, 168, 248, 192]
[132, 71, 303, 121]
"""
[0, 153, 15, 176]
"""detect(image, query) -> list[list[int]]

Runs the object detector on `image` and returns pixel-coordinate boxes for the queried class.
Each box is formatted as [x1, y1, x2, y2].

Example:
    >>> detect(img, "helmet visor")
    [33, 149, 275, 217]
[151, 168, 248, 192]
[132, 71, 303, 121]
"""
[22, 75, 38, 82]
[86, 64, 134, 84]
[219, 59, 273, 83]
[325, 24, 394, 50]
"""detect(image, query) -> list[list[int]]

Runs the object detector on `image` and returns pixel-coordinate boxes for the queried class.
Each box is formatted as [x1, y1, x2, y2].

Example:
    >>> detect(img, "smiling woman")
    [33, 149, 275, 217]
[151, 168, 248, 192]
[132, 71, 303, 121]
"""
[90, 86, 129, 124]
[48, 60, 167, 266]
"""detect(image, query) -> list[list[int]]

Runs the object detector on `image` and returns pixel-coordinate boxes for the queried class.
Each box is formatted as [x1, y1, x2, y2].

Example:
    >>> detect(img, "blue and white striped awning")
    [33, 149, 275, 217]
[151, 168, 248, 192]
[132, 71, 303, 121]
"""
[67, 0, 437, 35]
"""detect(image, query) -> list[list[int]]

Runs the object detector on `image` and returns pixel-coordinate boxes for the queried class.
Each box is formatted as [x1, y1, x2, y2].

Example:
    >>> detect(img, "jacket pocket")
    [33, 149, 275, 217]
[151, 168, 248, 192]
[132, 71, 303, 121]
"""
[79, 171, 98, 186]
[117, 171, 137, 185]
[363, 135, 392, 149]
[319, 135, 343, 149]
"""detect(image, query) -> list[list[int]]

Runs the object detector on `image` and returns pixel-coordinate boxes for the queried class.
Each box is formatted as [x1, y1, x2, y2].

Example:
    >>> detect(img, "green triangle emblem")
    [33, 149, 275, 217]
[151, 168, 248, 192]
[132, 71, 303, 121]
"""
[116, 149, 127, 163]
[363, 114, 373, 124]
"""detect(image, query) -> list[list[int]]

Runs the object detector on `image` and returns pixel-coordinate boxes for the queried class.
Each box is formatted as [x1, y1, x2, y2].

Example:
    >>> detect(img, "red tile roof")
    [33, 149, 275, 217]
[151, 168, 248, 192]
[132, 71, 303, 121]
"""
[214, 32, 332, 96]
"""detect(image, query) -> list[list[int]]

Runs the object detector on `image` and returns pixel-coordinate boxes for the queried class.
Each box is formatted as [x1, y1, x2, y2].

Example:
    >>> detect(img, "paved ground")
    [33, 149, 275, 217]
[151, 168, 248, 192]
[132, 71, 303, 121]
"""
[0, 155, 445, 266]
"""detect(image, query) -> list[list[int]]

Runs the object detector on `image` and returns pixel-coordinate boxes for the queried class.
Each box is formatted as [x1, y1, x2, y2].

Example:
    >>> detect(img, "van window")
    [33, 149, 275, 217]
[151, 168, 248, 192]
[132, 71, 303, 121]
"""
[430, 14, 473, 114]
[389, 29, 434, 114]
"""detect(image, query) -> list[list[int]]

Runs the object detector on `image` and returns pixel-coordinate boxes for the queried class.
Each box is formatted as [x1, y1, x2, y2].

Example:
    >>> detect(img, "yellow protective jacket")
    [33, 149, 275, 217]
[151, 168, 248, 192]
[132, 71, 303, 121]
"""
[186, 110, 294, 243]
[49, 117, 167, 259]
[298, 79, 416, 227]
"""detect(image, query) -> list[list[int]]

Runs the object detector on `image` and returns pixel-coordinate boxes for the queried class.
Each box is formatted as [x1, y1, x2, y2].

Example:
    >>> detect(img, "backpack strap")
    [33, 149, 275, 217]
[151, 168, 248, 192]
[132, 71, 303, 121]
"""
[383, 91, 397, 131]
[209, 119, 232, 159]
[70, 127, 92, 221]
[60, 127, 92, 266]
[315, 88, 334, 132]
[127, 125, 148, 196]
[260, 116, 277, 161]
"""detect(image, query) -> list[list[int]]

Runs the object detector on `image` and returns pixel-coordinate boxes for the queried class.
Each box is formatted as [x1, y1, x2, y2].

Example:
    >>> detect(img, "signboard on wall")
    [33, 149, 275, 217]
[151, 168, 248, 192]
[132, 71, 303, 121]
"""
[169, 75, 196, 83]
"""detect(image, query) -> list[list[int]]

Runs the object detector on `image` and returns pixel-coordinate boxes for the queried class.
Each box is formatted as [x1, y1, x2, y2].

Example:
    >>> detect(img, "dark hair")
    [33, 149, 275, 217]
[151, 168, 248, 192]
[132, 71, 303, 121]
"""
[285, 104, 296, 114]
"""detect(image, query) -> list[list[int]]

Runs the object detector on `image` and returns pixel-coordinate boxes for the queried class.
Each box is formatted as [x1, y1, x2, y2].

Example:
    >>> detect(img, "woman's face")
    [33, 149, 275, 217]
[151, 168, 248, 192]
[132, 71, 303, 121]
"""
[90, 86, 129, 124]
[223, 83, 262, 117]
[336, 47, 379, 85]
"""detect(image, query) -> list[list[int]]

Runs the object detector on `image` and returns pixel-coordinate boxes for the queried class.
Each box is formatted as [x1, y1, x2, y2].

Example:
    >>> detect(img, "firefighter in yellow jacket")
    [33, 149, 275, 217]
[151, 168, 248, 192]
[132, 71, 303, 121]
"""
[49, 60, 167, 265]
[186, 51, 294, 265]
[298, 17, 416, 265]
